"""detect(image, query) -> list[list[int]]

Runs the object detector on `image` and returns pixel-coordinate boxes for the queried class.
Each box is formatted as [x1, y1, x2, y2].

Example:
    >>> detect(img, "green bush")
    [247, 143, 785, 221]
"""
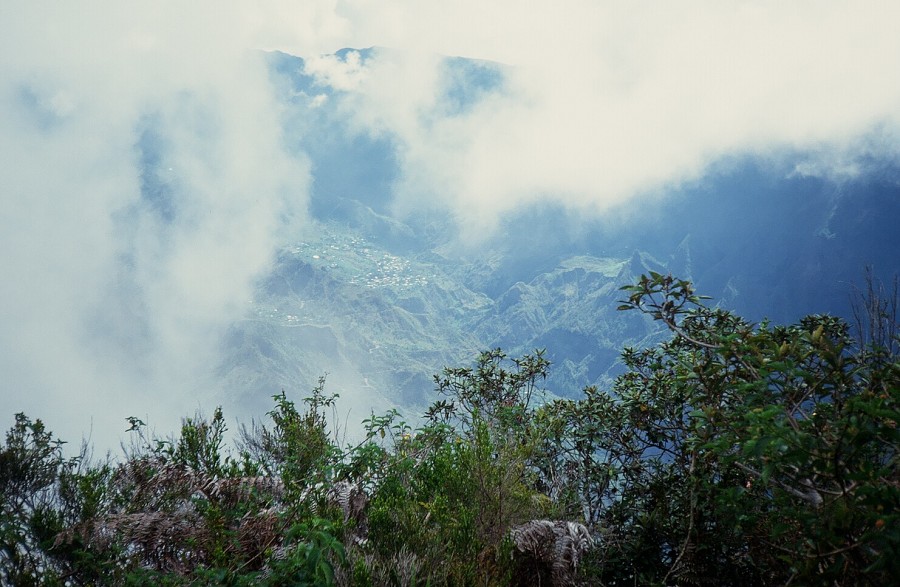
[1, 273, 897, 585]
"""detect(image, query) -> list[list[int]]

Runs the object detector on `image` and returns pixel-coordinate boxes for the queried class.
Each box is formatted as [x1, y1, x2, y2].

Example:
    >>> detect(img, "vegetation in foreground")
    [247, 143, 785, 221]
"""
[2, 274, 898, 585]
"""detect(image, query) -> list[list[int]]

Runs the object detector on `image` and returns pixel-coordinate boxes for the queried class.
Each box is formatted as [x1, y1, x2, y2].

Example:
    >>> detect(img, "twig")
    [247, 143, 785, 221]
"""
[664, 451, 698, 585]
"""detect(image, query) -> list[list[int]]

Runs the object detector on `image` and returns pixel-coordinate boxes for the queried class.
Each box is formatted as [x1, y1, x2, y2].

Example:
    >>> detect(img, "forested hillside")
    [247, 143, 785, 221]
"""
[2, 274, 898, 586]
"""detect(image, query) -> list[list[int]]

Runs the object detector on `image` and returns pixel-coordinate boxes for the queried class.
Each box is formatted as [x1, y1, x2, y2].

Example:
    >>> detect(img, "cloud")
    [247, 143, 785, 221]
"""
[317, 1, 900, 237]
[304, 50, 370, 91]
[0, 1, 314, 451]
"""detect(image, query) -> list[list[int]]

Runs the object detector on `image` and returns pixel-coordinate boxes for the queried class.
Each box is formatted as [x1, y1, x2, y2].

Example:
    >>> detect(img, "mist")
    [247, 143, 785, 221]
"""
[310, 1, 900, 238]
[0, 2, 314, 451]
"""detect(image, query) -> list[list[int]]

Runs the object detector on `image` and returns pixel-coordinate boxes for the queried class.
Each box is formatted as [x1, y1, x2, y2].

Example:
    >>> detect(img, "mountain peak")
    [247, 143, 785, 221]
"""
[668, 234, 693, 279]
[625, 250, 665, 279]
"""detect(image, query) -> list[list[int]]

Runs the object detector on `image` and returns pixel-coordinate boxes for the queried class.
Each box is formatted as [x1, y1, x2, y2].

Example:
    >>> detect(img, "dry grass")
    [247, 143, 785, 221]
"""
[54, 458, 289, 575]
[510, 520, 593, 587]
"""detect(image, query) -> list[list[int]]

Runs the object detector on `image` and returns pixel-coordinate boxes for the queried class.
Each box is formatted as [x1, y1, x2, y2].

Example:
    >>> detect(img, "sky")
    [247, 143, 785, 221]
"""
[2, 0, 900, 453]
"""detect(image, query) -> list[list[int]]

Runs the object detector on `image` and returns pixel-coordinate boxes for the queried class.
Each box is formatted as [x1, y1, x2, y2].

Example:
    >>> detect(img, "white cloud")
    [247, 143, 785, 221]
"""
[0, 1, 313, 451]
[321, 1, 900, 237]
[304, 50, 369, 91]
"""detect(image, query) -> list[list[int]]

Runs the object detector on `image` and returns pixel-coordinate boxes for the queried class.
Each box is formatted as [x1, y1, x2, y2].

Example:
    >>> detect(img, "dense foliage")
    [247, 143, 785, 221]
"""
[1, 274, 897, 585]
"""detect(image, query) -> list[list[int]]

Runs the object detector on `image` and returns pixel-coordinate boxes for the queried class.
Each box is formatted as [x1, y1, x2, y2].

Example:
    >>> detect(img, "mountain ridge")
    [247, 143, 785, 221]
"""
[208, 48, 900, 426]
